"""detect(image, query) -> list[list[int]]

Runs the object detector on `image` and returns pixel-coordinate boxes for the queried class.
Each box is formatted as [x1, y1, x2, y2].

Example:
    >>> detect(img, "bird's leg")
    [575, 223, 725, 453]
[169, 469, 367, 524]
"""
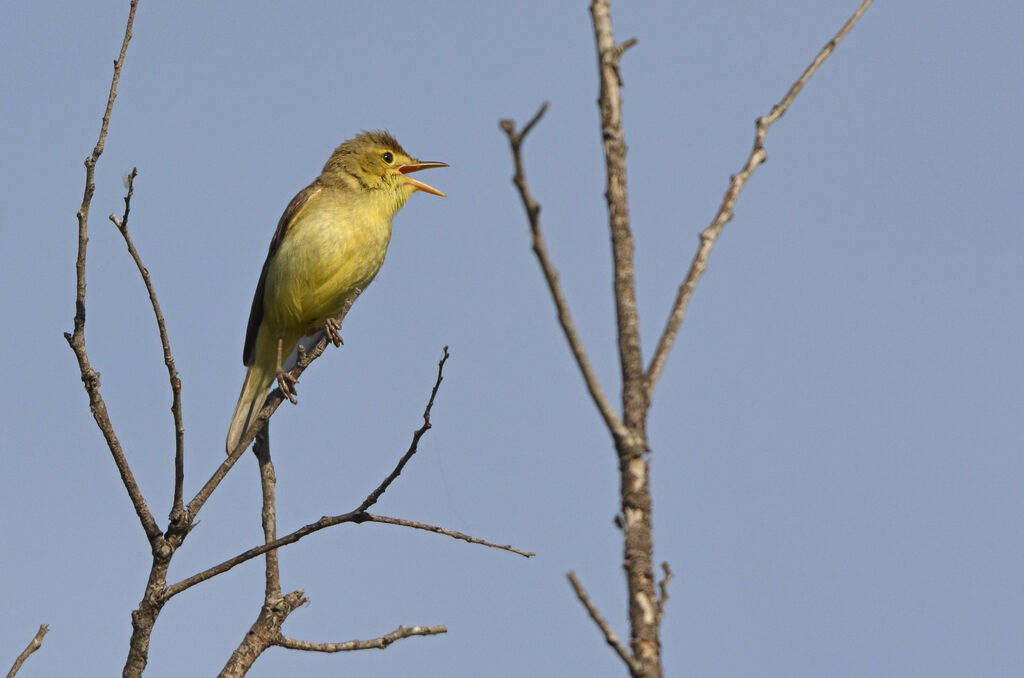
[324, 317, 344, 347]
[275, 336, 298, 403]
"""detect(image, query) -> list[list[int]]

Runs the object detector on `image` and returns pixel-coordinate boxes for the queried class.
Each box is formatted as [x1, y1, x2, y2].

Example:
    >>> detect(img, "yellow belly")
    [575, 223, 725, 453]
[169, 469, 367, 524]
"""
[263, 195, 393, 336]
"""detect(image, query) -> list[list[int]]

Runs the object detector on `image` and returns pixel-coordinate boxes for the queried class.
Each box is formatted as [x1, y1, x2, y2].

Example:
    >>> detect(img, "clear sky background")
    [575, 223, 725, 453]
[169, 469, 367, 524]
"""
[2, 2, 1022, 677]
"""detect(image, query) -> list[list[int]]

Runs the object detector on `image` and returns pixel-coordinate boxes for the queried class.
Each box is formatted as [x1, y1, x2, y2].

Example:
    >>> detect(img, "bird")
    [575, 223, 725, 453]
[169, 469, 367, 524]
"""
[225, 130, 446, 454]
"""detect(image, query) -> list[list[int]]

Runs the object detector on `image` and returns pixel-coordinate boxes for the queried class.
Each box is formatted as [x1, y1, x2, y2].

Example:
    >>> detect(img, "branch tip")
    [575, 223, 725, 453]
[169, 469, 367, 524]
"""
[6, 624, 49, 678]
[500, 102, 550, 146]
[616, 37, 638, 57]
[656, 562, 673, 621]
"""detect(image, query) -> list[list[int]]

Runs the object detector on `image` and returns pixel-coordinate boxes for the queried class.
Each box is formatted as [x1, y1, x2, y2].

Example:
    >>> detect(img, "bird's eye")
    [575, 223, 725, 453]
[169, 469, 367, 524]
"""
[382, 151, 394, 163]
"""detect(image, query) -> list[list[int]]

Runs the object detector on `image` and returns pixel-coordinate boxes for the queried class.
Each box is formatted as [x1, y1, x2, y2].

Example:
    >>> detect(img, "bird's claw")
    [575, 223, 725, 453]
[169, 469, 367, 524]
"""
[276, 369, 298, 404]
[324, 318, 344, 347]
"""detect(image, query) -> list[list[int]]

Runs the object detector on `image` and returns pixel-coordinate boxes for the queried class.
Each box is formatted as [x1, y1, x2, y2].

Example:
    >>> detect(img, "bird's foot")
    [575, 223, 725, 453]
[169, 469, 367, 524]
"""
[324, 318, 344, 347]
[276, 369, 298, 404]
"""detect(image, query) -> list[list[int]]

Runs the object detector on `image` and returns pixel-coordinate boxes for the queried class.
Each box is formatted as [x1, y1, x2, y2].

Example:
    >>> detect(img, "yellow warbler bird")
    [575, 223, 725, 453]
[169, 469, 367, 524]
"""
[226, 130, 446, 454]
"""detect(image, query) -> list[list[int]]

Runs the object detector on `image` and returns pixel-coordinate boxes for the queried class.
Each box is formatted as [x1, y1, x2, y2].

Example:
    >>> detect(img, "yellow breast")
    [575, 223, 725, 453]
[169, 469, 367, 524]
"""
[263, 187, 393, 334]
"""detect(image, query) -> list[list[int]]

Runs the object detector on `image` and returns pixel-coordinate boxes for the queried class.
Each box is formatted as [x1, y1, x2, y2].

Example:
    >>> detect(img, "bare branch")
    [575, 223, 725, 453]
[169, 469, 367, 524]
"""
[356, 346, 448, 512]
[62, 0, 160, 543]
[65, 7, 181, 675]
[590, 0, 646, 435]
[499, 104, 629, 443]
[645, 0, 875, 393]
[503, 4, 873, 678]
[165, 509, 531, 599]
[567, 572, 637, 673]
[615, 37, 638, 59]
[165, 348, 529, 598]
[219, 590, 307, 678]
[109, 168, 187, 520]
[218, 425, 295, 675]
[154, 518, 316, 596]
[254, 425, 282, 599]
[510, 101, 549, 143]
[589, 4, 663, 676]
[367, 515, 534, 558]
[274, 625, 447, 652]
[6, 625, 48, 678]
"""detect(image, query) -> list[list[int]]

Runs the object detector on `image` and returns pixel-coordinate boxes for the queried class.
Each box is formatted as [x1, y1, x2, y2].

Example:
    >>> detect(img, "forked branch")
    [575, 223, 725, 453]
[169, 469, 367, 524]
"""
[499, 106, 629, 443]
[504, 2, 874, 677]
[166, 347, 530, 601]
[63, 0, 159, 543]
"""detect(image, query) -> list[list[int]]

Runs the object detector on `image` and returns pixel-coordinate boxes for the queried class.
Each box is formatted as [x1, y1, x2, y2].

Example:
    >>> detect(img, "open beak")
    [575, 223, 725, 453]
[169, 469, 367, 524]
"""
[398, 161, 448, 197]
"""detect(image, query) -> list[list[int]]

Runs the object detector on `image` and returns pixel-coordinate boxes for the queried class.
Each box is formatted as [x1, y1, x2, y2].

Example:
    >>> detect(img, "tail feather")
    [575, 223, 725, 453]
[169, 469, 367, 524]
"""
[226, 362, 274, 454]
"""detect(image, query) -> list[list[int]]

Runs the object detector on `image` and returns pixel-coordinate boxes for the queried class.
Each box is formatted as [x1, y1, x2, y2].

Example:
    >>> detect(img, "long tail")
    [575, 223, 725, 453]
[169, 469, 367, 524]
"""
[225, 360, 275, 454]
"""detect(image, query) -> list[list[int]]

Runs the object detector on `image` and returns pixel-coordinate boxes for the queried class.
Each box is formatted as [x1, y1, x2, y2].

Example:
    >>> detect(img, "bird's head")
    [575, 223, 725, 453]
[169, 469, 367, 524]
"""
[320, 130, 446, 210]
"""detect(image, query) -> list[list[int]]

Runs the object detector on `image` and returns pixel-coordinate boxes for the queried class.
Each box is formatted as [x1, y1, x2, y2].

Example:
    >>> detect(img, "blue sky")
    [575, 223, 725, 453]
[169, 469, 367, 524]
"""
[2, 2, 1022, 677]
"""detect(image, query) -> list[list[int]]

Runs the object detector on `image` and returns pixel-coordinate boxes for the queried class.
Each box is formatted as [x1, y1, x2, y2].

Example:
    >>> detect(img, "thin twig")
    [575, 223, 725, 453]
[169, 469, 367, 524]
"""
[645, 0, 874, 394]
[367, 514, 534, 558]
[567, 572, 637, 673]
[656, 562, 673, 624]
[62, 0, 159, 543]
[499, 104, 629, 443]
[164, 509, 532, 599]
[109, 168, 187, 520]
[218, 424, 300, 676]
[356, 346, 449, 513]
[157, 508, 353, 597]
[6, 624, 48, 678]
[274, 625, 447, 652]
